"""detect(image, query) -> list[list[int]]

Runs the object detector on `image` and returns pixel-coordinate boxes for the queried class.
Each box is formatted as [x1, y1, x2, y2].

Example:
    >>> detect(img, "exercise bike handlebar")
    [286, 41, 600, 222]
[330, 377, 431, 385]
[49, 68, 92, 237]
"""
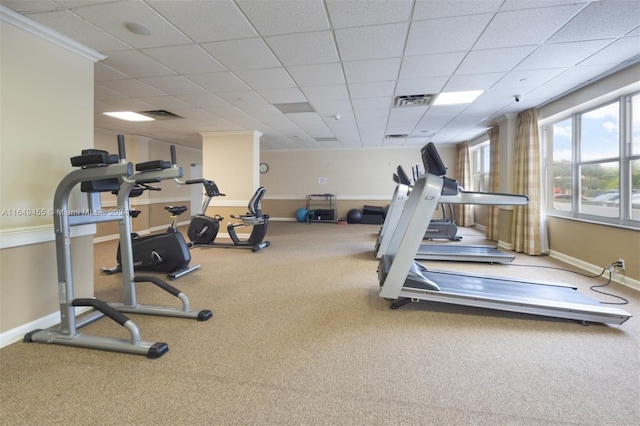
[185, 179, 225, 197]
[170, 145, 177, 166]
[118, 134, 126, 162]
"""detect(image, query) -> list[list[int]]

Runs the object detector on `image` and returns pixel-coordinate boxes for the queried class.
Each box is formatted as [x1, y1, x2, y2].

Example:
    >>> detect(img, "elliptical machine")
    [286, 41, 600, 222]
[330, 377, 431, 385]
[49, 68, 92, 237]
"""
[100, 180, 200, 280]
[186, 179, 270, 252]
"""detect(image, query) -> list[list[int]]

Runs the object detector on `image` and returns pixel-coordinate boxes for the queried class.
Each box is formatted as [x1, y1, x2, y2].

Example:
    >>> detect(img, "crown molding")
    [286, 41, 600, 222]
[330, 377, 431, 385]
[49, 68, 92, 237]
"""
[1, 5, 105, 62]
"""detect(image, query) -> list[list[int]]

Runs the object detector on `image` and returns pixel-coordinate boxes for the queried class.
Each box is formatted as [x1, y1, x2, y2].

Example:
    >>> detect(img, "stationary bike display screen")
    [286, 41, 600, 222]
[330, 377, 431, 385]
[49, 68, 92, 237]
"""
[420, 142, 447, 177]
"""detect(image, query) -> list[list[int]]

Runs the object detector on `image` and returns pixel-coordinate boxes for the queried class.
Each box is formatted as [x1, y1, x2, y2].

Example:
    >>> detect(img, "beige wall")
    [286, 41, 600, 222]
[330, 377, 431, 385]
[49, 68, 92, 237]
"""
[258, 145, 457, 219]
[0, 15, 100, 340]
[201, 131, 260, 203]
[548, 217, 639, 281]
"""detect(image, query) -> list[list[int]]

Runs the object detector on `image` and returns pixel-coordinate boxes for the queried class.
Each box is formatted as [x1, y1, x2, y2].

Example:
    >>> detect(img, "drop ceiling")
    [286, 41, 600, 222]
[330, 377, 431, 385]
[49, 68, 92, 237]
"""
[3, 0, 639, 150]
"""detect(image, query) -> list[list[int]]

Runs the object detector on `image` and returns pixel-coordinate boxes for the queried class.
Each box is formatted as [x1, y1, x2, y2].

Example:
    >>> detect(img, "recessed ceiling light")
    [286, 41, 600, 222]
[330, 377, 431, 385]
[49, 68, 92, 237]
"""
[124, 22, 151, 36]
[433, 90, 484, 105]
[103, 111, 155, 122]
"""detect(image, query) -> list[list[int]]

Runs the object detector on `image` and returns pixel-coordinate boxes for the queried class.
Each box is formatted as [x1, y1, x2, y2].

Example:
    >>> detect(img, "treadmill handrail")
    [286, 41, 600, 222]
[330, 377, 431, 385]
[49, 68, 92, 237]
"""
[440, 189, 529, 205]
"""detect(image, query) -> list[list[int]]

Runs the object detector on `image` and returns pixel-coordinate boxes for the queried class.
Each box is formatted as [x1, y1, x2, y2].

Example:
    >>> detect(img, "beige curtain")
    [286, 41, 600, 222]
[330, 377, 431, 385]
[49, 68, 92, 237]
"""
[486, 126, 500, 241]
[511, 109, 542, 255]
[454, 142, 474, 227]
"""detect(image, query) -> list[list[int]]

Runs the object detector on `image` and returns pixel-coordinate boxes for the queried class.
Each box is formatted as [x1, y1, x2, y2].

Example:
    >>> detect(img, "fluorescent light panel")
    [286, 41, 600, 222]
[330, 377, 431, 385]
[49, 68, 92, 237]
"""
[433, 90, 484, 105]
[103, 111, 155, 122]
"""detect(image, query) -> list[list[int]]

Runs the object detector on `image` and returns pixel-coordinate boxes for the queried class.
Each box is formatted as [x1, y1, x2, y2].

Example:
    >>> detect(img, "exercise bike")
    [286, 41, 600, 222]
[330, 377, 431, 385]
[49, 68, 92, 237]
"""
[186, 179, 270, 252]
[101, 183, 201, 280]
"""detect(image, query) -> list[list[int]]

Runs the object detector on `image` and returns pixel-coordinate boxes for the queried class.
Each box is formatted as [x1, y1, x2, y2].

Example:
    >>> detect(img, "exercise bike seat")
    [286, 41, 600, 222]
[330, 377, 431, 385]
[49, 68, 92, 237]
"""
[165, 205, 188, 216]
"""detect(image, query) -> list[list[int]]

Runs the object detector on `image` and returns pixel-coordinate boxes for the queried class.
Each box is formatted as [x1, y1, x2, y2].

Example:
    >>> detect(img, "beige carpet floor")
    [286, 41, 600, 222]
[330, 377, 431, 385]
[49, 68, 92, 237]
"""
[1, 222, 638, 425]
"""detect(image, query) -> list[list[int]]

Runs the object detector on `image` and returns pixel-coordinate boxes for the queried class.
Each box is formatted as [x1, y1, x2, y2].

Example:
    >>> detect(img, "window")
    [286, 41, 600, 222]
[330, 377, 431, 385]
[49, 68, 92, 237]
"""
[471, 142, 490, 191]
[544, 91, 640, 227]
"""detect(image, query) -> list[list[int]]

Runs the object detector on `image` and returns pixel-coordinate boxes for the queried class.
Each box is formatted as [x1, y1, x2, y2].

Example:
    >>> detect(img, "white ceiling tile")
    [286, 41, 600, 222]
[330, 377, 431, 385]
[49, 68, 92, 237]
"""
[236, 104, 282, 117]
[94, 84, 129, 101]
[412, 0, 502, 20]
[147, 0, 257, 42]
[95, 62, 129, 82]
[627, 27, 640, 37]
[335, 23, 408, 61]
[215, 90, 268, 106]
[352, 97, 394, 110]
[99, 97, 157, 112]
[474, 4, 585, 49]
[166, 107, 215, 120]
[400, 52, 466, 79]
[201, 39, 281, 71]
[176, 94, 228, 108]
[234, 68, 296, 90]
[257, 88, 308, 104]
[266, 31, 339, 66]
[101, 50, 176, 78]
[355, 109, 390, 124]
[326, 0, 413, 28]
[348, 81, 397, 99]
[7, 0, 638, 150]
[395, 77, 449, 96]
[73, 1, 191, 49]
[22, 9, 129, 52]
[387, 106, 429, 134]
[288, 64, 345, 87]
[136, 96, 195, 110]
[309, 100, 353, 116]
[548, 0, 640, 43]
[301, 85, 350, 102]
[456, 46, 538, 75]
[343, 58, 401, 84]
[493, 68, 568, 90]
[443, 73, 504, 91]
[186, 72, 251, 92]
[406, 14, 494, 56]
[142, 45, 226, 75]
[4, 0, 63, 13]
[579, 37, 640, 67]
[236, 0, 329, 36]
[531, 64, 619, 94]
[516, 40, 615, 71]
[139, 76, 208, 95]
[98, 79, 166, 97]
[498, 0, 589, 12]
[201, 105, 247, 118]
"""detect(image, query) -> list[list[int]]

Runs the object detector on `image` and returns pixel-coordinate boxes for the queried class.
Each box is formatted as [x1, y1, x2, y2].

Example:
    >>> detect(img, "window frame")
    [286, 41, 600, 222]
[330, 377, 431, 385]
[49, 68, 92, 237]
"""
[471, 140, 490, 192]
[542, 90, 640, 229]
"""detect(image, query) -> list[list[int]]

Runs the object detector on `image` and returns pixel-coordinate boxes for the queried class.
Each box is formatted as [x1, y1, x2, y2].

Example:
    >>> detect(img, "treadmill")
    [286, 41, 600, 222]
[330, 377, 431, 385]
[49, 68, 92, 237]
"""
[378, 143, 631, 325]
[375, 166, 515, 264]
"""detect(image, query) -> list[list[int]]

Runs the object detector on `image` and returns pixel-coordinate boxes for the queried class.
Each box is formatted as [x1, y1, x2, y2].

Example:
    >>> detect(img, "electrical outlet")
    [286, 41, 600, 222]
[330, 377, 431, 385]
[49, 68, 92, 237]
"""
[618, 258, 625, 271]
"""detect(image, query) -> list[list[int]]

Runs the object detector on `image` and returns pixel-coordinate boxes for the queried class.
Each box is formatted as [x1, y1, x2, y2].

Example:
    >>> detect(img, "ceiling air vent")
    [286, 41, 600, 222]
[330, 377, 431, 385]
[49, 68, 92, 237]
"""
[393, 94, 433, 107]
[274, 102, 315, 113]
[385, 134, 408, 139]
[139, 110, 184, 120]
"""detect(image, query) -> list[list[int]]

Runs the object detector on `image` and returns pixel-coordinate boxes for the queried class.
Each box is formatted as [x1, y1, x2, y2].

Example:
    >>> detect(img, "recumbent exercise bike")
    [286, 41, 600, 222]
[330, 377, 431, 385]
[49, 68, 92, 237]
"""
[186, 179, 270, 252]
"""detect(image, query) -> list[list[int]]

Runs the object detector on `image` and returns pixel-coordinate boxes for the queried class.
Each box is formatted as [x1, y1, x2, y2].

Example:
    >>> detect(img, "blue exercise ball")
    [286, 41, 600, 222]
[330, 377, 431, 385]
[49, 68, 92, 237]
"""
[295, 208, 308, 222]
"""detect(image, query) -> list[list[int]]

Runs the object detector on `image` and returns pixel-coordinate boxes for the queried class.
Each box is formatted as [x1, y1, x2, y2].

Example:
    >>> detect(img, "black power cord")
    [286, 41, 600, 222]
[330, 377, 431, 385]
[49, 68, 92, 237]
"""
[509, 262, 629, 305]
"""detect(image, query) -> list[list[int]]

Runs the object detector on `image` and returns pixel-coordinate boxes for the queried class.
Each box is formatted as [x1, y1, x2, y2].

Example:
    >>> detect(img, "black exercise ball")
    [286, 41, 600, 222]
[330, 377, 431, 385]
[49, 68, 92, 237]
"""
[347, 208, 363, 224]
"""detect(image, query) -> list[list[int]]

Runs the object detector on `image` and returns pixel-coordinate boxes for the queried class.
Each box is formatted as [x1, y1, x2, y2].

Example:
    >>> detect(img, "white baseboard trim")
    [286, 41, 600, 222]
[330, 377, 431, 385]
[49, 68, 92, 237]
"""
[0, 307, 92, 349]
[497, 240, 512, 251]
[549, 250, 640, 292]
